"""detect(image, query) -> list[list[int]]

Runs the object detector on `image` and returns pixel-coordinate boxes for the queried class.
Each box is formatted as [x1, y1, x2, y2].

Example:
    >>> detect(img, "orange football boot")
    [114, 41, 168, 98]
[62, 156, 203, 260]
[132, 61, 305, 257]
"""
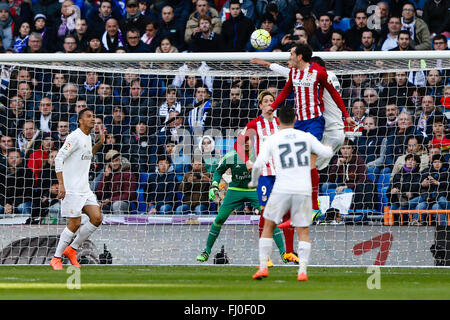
[252, 268, 269, 280]
[297, 272, 308, 281]
[50, 257, 63, 270]
[63, 246, 81, 268]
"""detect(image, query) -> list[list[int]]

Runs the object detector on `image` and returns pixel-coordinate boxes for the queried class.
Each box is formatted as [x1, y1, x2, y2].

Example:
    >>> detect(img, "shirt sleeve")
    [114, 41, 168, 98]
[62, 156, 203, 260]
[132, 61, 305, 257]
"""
[319, 69, 350, 118]
[269, 63, 290, 78]
[271, 69, 293, 110]
[308, 133, 333, 159]
[54, 134, 78, 173]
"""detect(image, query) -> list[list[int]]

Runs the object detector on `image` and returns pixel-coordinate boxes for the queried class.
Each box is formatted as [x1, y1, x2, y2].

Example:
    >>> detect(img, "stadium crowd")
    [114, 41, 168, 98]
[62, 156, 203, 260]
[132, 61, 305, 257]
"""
[0, 0, 449, 225]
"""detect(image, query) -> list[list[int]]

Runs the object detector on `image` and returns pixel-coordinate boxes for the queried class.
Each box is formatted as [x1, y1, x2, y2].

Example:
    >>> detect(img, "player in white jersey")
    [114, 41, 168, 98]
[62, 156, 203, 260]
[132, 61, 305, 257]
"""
[249, 105, 333, 281]
[50, 108, 106, 270]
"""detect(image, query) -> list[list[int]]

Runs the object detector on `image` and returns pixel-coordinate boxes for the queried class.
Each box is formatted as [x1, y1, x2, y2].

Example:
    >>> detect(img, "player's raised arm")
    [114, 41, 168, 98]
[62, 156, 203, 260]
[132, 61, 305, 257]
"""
[251, 58, 290, 78]
[308, 132, 333, 159]
[271, 69, 293, 110]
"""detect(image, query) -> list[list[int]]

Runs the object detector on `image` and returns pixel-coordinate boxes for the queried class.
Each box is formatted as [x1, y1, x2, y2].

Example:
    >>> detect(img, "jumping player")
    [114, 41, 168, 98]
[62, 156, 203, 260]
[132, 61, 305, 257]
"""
[235, 90, 298, 264]
[253, 44, 355, 219]
[250, 105, 333, 281]
[50, 108, 105, 270]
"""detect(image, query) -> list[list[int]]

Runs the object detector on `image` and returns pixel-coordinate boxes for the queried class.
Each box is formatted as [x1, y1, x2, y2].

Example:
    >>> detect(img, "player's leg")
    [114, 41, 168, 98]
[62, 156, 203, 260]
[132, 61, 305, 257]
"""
[253, 193, 291, 279]
[291, 194, 313, 281]
[197, 189, 242, 262]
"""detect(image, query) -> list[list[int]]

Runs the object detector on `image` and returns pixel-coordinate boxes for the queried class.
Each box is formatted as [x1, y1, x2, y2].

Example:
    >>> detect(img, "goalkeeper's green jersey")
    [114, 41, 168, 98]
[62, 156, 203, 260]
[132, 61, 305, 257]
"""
[212, 150, 254, 190]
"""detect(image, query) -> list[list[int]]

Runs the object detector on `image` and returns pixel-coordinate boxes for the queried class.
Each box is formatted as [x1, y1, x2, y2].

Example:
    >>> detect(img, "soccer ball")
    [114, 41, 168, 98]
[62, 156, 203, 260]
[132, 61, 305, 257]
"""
[250, 29, 271, 50]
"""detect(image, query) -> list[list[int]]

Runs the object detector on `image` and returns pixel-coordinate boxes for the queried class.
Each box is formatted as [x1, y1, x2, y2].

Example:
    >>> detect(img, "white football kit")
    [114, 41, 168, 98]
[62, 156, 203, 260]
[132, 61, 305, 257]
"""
[269, 63, 345, 170]
[55, 128, 99, 218]
[251, 129, 333, 227]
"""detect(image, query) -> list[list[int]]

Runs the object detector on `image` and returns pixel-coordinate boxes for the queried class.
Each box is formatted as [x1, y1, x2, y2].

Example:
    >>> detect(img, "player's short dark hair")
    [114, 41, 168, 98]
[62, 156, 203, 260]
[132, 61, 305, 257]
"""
[293, 43, 313, 62]
[310, 56, 326, 68]
[77, 107, 92, 123]
[277, 105, 296, 125]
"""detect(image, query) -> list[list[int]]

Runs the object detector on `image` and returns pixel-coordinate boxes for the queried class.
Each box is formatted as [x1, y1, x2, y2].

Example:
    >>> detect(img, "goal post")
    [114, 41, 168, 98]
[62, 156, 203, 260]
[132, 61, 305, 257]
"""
[0, 51, 449, 267]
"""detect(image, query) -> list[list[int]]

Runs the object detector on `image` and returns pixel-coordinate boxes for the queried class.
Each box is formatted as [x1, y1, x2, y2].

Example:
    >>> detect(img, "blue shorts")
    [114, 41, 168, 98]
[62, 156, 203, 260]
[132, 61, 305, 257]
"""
[294, 116, 325, 141]
[257, 176, 276, 206]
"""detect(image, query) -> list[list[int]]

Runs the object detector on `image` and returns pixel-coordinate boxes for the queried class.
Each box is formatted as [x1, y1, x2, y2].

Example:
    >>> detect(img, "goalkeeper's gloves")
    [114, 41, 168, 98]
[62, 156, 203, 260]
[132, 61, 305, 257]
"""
[209, 181, 219, 200]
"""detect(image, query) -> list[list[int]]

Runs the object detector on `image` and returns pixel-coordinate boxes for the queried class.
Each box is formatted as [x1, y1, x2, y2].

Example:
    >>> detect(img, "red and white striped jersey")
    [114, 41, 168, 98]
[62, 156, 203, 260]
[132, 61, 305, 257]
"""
[272, 62, 350, 122]
[236, 115, 280, 176]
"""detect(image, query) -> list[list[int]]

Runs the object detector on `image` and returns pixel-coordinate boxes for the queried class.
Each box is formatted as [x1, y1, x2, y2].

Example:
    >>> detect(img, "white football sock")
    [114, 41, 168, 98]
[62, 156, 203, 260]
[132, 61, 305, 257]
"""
[70, 221, 98, 250]
[259, 237, 273, 270]
[54, 227, 75, 258]
[297, 241, 311, 274]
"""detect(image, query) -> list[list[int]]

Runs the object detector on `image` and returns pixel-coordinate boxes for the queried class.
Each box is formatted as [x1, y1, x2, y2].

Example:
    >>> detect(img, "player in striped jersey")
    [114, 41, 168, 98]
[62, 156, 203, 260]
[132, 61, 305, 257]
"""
[258, 44, 356, 218]
[235, 91, 298, 265]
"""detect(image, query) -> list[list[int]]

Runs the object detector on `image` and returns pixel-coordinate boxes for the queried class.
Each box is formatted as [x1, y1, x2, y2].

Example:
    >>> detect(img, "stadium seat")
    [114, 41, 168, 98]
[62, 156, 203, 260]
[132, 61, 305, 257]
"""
[136, 188, 148, 214]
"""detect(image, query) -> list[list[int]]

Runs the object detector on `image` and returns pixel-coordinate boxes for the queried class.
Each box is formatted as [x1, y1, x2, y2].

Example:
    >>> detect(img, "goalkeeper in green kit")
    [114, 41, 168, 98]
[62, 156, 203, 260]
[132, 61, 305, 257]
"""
[196, 138, 287, 263]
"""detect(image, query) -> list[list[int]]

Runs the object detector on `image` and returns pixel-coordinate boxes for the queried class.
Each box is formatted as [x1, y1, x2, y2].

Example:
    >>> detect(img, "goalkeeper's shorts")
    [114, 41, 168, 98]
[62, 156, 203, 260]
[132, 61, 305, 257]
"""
[61, 192, 99, 218]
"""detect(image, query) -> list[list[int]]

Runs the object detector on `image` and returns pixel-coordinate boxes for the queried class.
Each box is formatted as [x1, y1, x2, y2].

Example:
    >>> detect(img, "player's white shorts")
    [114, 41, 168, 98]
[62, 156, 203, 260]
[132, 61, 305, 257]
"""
[263, 193, 312, 227]
[316, 129, 345, 170]
[61, 192, 99, 218]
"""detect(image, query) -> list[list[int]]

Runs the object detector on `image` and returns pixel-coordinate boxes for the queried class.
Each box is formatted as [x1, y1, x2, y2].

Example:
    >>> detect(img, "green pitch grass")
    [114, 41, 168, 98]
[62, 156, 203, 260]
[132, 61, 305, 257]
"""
[0, 266, 448, 300]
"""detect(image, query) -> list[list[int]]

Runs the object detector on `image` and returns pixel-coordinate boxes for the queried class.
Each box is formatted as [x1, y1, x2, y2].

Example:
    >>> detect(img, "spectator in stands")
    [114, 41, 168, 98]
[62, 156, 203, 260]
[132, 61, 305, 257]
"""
[29, 150, 60, 223]
[119, 0, 151, 35]
[0, 2, 15, 50]
[185, 85, 213, 134]
[325, 29, 352, 51]
[220, 0, 254, 52]
[59, 82, 79, 114]
[69, 99, 88, 132]
[48, 72, 67, 103]
[86, 33, 106, 53]
[27, 132, 54, 181]
[0, 149, 34, 215]
[31, 0, 61, 38]
[219, 0, 255, 23]
[104, 105, 131, 142]
[442, 85, 450, 113]
[344, 9, 371, 51]
[87, 0, 116, 34]
[387, 153, 422, 214]
[89, 82, 119, 116]
[62, 34, 79, 53]
[96, 149, 137, 214]
[176, 158, 212, 214]
[322, 138, 376, 211]
[52, 119, 70, 150]
[17, 120, 41, 157]
[157, 85, 182, 127]
[341, 73, 371, 107]
[198, 135, 220, 174]
[12, 20, 31, 53]
[140, 20, 160, 52]
[122, 119, 157, 173]
[363, 87, 383, 118]
[416, 94, 444, 137]
[185, 0, 222, 45]
[102, 18, 125, 52]
[247, 13, 283, 52]
[413, 154, 449, 225]
[24, 32, 46, 53]
[125, 28, 151, 52]
[373, 1, 390, 34]
[424, 69, 445, 101]
[79, 71, 101, 100]
[159, 5, 185, 51]
[189, 14, 224, 52]
[157, 110, 185, 148]
[280, 26, 309, 51]
[123, 79, 156, 128]
[163, 141, 191, 181]
[400, 1, 431, 50]
[390, 29, 415, 52]
[391, 135, 429, 179]
[72, 18, 90, 52]
[1, 96, 26, 138]
[28, 96, 59, 133]
[145, 155, 177, 214]
[155, 36, 178, 53]
[382, 71, 415, 108]
[32, 14, 50, 51]
[344, 98, 367, 133]
[52, 0, 81, 51]
[355, 115, 384, 166]
[309, 13, 334, 51]
[359, 30, 379, 51]
[432, 33, 448, 51]
[212, 85, 251, 135]
[423, 0, 450, 38]
[17, 81, 40, 114]
[379, 16, 402, 51]
[385, 111, 424, 172]
[0, 134, 13, 168]
[428, 114, 450, 154]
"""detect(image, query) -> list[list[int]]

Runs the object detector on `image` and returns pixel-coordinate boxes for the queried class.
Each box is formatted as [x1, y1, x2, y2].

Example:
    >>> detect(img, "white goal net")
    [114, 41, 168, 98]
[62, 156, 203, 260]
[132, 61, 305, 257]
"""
[0, 51, 449, 267]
